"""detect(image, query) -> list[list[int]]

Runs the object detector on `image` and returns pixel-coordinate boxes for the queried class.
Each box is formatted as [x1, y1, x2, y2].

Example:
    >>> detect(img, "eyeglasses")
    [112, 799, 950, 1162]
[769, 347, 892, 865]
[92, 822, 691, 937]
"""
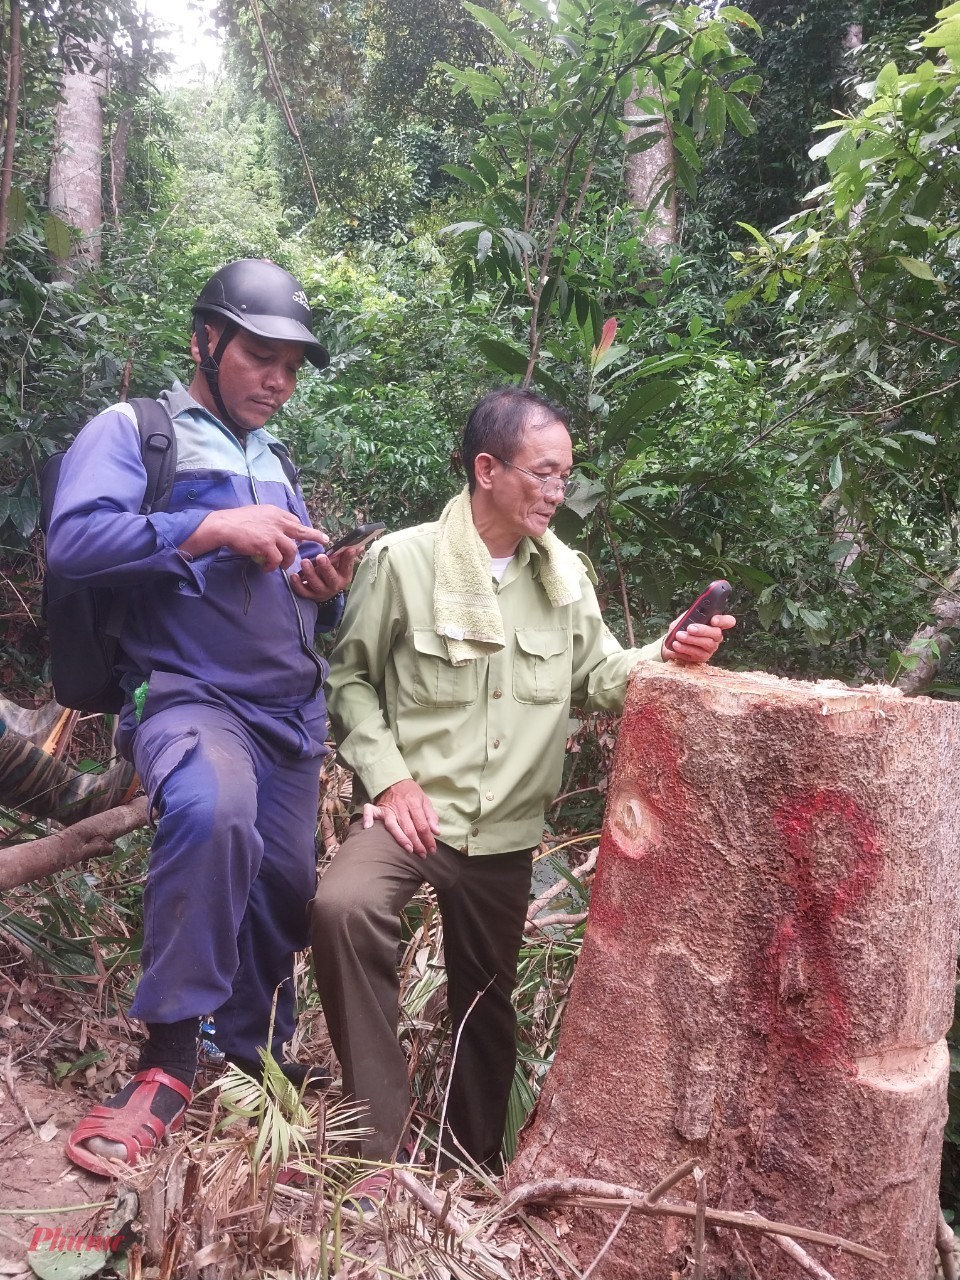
[493, 457, 573, 499]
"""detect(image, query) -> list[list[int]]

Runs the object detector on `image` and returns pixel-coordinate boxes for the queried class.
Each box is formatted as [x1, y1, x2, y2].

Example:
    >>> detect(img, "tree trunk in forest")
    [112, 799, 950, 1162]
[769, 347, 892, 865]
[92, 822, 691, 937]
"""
[48, 34, 107, 273]
[107, 18, 145, 224]
[624, 81, 677, 248]
[897, 566, 960, 695]
[511, 664, 960, 1279]
[0, 0, 22, 251]
[107, 40, 127, 225]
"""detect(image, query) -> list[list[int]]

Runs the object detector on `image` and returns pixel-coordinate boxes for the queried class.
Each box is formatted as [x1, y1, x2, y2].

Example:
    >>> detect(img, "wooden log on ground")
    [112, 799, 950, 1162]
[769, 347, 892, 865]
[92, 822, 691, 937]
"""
[511, 665, 960, 1279]
[0, 795, 149, 888]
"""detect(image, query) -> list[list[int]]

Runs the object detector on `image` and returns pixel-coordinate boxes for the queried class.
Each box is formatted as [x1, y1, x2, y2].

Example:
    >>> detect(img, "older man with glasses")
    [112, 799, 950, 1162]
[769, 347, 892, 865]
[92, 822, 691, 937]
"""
[311, 385, 735, 1193]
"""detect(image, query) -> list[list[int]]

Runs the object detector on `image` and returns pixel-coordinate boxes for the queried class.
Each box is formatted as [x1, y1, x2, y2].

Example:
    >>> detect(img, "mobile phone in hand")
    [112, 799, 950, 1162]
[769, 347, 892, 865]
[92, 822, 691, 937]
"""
[326, 522, 386, 555]
[664, 580, 732, 650]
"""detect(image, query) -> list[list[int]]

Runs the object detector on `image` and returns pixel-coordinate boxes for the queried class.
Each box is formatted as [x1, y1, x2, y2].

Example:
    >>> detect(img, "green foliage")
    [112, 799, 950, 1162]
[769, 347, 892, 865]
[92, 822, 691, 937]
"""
[697, 0, 943, 236]
[723, 5, 960, 679]
[213, 0, 479, 238]
[439, 0, 758, 381]
[282, 234, 525, 528]
[163, 83, 299, 263]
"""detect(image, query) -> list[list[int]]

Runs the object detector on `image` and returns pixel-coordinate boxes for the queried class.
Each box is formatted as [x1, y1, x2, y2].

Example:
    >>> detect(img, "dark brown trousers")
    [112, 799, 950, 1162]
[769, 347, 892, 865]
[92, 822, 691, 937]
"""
[311, 821, 533, 1167]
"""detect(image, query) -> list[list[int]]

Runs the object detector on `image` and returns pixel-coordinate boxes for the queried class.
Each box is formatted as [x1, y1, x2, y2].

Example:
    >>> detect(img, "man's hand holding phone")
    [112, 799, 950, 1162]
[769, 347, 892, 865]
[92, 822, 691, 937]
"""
[662, 579, 736, 663]
[289, 522, 386, 604]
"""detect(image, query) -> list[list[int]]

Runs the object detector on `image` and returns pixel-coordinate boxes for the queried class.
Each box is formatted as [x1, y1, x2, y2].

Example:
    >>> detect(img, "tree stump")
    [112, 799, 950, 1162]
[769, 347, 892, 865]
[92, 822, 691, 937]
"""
[511, 665, 960, 1278]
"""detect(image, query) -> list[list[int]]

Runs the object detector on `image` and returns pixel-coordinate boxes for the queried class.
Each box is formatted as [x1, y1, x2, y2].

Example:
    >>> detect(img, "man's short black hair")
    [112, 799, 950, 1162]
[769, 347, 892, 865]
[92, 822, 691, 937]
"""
[462, 386, 570, 493]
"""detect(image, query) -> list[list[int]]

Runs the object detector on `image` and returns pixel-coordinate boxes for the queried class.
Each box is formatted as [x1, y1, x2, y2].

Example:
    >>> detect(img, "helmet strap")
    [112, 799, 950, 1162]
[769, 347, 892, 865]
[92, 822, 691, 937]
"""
[194, 316, 245, 435]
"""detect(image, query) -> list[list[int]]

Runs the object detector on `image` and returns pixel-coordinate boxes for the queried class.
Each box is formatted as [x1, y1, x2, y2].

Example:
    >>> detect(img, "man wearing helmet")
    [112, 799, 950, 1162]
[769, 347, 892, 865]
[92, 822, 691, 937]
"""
[47, 260, 358, 1176]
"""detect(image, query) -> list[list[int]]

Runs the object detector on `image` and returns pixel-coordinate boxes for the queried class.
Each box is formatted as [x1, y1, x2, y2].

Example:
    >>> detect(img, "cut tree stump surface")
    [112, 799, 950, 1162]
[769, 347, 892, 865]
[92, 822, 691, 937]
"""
[512, 664, 960, 1279]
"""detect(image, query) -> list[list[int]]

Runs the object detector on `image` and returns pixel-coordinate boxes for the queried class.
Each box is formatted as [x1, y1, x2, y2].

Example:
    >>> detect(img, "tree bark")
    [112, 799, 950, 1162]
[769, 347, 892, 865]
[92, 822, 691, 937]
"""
[0, 795, 148, 888]
[0, 0, 22, 251]
[896, 566, 960, 695]
[511, 665, 960, 1279]
[48, 33, 107, 272]
[624, 80, 677, 248]
[107, 17, 144, 224]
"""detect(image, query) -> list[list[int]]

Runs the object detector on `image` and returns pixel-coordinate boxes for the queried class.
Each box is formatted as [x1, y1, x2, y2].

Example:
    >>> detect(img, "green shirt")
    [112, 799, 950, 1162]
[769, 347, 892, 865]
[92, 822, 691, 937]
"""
[326, 521, 664, 855]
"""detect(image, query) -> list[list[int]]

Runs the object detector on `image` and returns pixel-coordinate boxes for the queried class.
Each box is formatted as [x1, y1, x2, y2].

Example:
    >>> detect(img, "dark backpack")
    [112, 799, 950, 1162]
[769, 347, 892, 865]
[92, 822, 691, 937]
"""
[39, 397, 298, 714]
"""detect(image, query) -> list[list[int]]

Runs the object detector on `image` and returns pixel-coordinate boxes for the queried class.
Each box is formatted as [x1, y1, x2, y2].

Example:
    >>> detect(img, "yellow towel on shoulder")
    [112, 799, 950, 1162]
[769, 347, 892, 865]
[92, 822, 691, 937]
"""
[434, 488, 583, 665]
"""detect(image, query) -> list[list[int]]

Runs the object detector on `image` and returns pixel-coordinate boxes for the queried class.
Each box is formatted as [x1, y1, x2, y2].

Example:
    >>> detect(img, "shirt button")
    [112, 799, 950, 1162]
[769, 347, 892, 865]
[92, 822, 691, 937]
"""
[492, 738, 500, 748]
[471, 827, 479, 837]
[178, 580, 187, 589]
[492, 688, 503, 699]
[186, 488, 198, 500]
[485, 791, 494, 801]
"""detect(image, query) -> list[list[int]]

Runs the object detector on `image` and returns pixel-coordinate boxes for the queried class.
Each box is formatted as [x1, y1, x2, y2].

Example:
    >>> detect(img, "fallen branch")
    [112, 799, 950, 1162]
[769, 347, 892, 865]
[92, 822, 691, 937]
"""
[692, 1168, 707, 1279]
[394, 1167, 470, 1238]
[745, 1214, 838, 1280]
[525, 848, 597, 930]
[581, 1205, 631, 1280]
[526, 910, 587, 931]
[0, 795, 149, 889]
[500, 1172, 885, 1265]
[2, 1051, 38, 1137]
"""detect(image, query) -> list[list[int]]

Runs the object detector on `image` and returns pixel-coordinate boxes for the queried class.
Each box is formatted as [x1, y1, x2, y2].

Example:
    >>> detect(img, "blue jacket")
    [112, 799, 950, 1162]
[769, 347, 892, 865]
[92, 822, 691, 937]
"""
[47, 382, 342, 739]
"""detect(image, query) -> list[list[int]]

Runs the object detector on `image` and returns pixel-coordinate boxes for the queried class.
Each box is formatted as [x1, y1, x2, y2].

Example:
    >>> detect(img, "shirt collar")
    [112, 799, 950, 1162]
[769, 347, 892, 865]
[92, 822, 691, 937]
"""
[159, 379, 281, 458]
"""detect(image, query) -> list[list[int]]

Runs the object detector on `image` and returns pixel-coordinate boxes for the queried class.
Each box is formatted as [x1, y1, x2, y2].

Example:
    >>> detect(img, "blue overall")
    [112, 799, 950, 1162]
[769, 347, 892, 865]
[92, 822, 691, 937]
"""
[47, 382, 342, 1059]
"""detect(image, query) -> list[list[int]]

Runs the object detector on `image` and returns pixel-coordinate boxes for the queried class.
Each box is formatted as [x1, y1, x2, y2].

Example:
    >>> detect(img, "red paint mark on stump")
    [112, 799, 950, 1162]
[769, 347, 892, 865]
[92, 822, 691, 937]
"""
[762, 789, 883, 1067]
[593, 704, 695, 936]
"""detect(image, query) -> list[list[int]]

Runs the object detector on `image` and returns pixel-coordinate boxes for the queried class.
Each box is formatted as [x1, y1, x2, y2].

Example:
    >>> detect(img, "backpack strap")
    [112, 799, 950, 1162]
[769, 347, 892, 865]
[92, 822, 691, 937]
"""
[104, 399, 177, 642]
[268, 439, 299, 489]
[130, 397, 177, 515]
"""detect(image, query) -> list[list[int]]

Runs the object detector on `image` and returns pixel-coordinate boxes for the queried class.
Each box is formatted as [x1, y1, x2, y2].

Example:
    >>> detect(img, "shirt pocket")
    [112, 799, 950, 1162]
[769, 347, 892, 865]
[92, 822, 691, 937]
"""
[513, 628, 570, 704]
[411, 628, 480, 708]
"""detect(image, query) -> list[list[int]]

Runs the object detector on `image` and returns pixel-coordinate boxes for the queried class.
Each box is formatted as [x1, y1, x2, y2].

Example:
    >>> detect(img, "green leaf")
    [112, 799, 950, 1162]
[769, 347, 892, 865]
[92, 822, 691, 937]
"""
[706, 83, 726, 144]
[808, 129, 845, 161]
[827, 540, 856, 563]
[677, 70, 702, 123]
[465, 4, 547, 65]
[725, 94, 756, 137]
[875, 61, 900, 97]
[592, 342, 630, 375]
[828, 455, 842, 490]
[472, 154, 499, 188]
[564, 475, 604, 519]
[799, 607, 830, 641]
[438, 219, 485, 237]
[440, 62, 502, 101]
[441, 164, 488, 193]
[734, 220, 769, 248]
[477, 338, 528, 377]
[6, 186, 28, 237]
[896, 255, 940, 282]
[26, 1247, 111, 1278]
[604, 381, 682, 445]
[717, 5, 762, 34]
[43, 214, 73, 261]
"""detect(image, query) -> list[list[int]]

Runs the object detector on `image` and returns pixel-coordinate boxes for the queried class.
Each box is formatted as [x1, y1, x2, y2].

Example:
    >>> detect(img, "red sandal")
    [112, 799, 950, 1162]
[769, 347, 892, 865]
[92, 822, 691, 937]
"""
[66, 1068, 192, 1177]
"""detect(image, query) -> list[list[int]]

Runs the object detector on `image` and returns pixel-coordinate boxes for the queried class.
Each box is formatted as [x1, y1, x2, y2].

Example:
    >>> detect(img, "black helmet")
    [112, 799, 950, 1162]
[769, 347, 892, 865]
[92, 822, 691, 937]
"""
[193, 259, 329, 370]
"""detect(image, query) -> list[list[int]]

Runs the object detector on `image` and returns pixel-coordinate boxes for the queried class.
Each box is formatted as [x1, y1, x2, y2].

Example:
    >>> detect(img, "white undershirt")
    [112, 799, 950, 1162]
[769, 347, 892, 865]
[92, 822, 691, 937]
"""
[490, 555, 514, 582]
